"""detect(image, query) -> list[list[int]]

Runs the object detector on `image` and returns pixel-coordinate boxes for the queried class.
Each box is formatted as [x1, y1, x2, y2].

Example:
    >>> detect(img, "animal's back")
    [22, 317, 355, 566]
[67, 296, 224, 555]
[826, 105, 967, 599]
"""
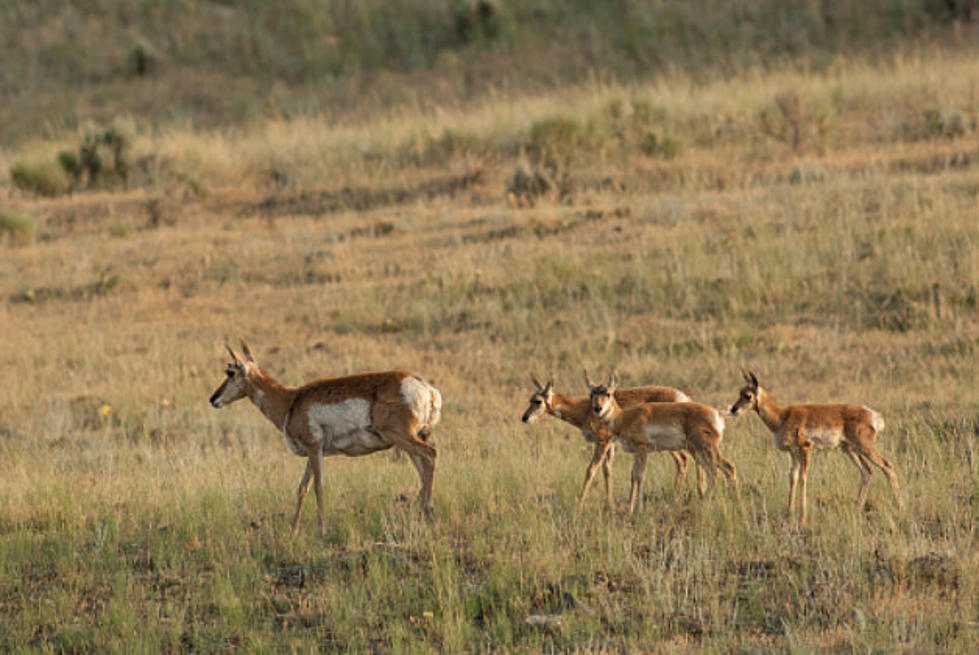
[616, 386, 690, 406]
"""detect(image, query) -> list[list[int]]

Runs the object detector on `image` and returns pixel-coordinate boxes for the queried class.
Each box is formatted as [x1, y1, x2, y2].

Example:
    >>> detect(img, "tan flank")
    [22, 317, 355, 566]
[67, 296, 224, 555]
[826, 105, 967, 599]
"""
[521, 373, 696, 512]
[209, 340, 441, 536]
[730, 367, 902, 523]
[584, 370, 738, 517]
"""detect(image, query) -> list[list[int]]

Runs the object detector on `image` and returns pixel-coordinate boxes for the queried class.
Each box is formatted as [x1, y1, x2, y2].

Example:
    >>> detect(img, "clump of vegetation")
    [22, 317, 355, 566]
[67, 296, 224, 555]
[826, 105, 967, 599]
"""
[145, 195, 179, 229]
[127, 36, 161, 77]
[10, 119, 139, 197]
[640, 131, 681, 159]
[528, 116, 585, 168]
[922, 107, 968, 139]
[505, 161, 577, 207]
[0, 210, 37, 245]
[9, 160, 69, 197]
[759, 89, 808, 152]
[452, 0, 501, 44]
[424, 128, 485, 165]
[59, 118, 137, 189]
[506, 162, 551, 207]
[602, 97, 680, 159]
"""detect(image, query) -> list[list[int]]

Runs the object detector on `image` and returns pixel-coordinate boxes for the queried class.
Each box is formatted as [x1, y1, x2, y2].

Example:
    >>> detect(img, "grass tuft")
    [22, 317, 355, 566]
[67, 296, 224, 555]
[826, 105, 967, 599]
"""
[0, 210, 37, 246]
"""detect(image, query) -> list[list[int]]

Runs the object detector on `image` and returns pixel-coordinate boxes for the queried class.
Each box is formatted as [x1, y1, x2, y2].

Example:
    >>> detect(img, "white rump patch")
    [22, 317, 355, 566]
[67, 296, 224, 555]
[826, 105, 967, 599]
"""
[400, 376, 442, 430]
[864, 407, 885, 433]
[700, 406, 724, 434]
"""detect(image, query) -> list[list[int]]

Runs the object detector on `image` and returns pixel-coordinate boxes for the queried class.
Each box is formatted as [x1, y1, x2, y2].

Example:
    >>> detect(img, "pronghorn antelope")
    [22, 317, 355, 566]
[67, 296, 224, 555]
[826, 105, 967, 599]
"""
[209, 341, 442, 536]
[730, 368, 902, 523]
[586, 371, 738, 517]
[521, 373, 697, 513]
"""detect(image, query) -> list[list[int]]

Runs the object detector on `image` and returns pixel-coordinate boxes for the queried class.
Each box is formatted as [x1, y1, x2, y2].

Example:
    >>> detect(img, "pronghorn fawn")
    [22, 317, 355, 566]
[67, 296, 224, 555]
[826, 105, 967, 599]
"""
[209, 341, 442, 536]
[521, 373, 697, 513]
[730, 368, 902, 523]
[585, 371, 738, 517]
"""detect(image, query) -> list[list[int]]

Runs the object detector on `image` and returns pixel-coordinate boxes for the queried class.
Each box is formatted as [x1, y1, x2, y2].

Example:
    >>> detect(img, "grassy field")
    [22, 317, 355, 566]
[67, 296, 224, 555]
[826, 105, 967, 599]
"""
[1, 35, 978, 654]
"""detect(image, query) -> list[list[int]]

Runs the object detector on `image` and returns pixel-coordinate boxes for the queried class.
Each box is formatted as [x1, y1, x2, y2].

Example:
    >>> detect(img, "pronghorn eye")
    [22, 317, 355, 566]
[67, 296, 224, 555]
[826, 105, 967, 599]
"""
[226, 369, 235, 377]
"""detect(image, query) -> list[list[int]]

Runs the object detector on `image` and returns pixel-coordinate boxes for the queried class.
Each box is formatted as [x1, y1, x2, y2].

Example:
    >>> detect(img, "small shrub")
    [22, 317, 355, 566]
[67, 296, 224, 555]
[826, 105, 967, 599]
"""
[57, 150, 82, 185]
[425, 128, 483, 164]
[923, 108, 967, 139]
[506, 162, 552, 207]
[759, 89, 809, 151]
[10, 160, 69, 197]
[146, 195, 178, 229]
[0, 210, 37, 245]
[529, 116, 583, 167]
[631, 99, 667, 126]
[453, 0, 501, 44]
[61, 118, 138, 188]
[640, 132, 681, 159]
[127, 37, 160, 77]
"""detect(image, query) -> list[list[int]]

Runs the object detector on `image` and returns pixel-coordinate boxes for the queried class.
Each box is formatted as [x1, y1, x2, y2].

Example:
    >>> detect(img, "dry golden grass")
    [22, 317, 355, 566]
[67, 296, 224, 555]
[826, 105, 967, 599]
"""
[0, 47, 977, 653]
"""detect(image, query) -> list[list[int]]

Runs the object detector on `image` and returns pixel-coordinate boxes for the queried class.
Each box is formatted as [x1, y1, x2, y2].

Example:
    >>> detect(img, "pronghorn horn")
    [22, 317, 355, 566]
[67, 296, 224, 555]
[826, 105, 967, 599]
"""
[583, 368, 596, 390]
[530, 373, 543, 389]
[606, 369, 619, 388]
[547, 371, 555, 390]
[226, 344, 240, 364]
[240, 339, 256, 364]
[740, 365, 752, 383]
[748, 369, 760, 387]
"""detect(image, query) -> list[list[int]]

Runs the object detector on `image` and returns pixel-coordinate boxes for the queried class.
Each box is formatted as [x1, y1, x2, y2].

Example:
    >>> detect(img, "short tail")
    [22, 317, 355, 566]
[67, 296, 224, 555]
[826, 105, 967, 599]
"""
[871, 410, 885, 434]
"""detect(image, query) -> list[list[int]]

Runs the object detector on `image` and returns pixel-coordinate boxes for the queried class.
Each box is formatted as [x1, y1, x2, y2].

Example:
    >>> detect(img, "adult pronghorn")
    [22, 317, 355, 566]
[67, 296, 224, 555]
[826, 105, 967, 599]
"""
[585, 371, 738, 517]
[521, 373, 697, 513]
[209, 341, 442, 536]
[730, 367, 902, 523]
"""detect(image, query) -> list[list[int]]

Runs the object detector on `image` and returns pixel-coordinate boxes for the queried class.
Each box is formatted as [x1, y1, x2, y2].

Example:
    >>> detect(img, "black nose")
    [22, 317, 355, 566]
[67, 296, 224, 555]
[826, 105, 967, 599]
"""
[209, 393, 221, 408]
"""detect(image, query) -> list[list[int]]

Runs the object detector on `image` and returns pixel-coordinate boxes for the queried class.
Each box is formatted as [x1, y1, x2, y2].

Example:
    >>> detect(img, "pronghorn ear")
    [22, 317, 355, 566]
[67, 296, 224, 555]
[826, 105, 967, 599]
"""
[530, 373, 543, 390]
[607, 370, 618, 392]
[240, 339, 256, 364]
[583, 368, 596, 390]
[225, 344, 240, 364]
[748, 369, 760, 388]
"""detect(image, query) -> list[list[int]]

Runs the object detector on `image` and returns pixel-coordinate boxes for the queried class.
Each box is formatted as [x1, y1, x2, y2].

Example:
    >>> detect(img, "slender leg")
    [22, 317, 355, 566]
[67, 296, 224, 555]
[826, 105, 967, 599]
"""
[386, 431, 437, 512]
[577, 441, 613, 517]
[670, 450, 689, 495]
[291, 459, 314, 537]
[309, 447, 326, 536]
[717, 452, 739, 497]
[627, 447, 649, 517]
[694, 455, 708, 498]
[694, 450, 717, 499]
[860, 444, 903, 510]
[843, 445, 873, 509]
[602, 443, 616, 511]
[798, 446, 812, 524]
[692, 458, 706, 498]
[408, 451, 426, 505]
[787, 453, 801, 521]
